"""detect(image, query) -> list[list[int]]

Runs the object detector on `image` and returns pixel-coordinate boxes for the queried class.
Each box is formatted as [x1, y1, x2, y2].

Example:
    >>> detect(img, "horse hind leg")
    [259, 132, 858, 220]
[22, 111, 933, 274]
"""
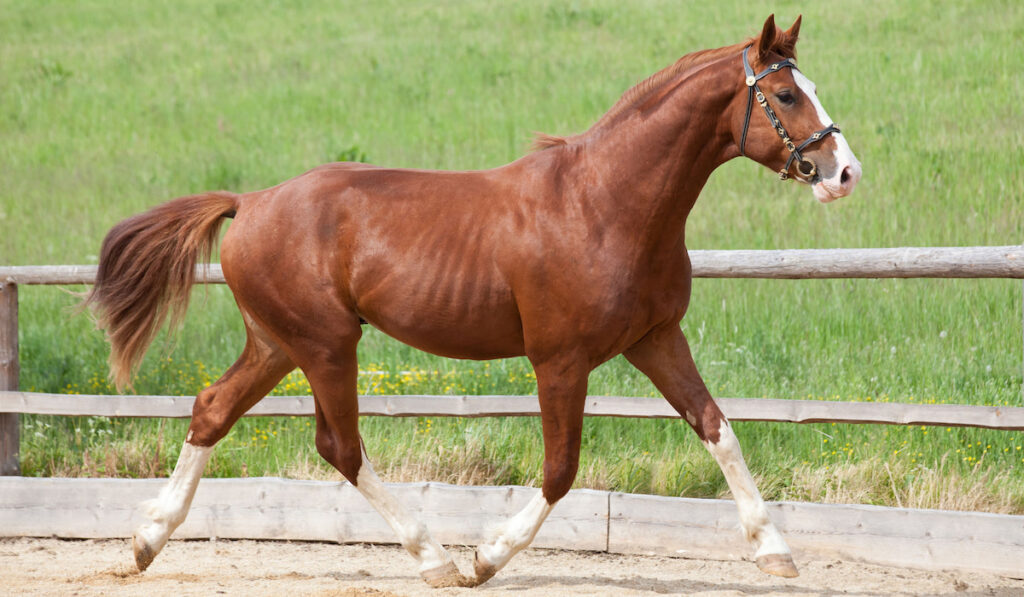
[132, 316, 294, 572]
[296, 319, 470, 588]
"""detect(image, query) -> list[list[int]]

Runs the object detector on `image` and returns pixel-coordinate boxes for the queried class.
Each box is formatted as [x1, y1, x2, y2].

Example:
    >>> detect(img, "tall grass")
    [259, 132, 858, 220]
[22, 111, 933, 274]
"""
[3, 1, 1023, 511]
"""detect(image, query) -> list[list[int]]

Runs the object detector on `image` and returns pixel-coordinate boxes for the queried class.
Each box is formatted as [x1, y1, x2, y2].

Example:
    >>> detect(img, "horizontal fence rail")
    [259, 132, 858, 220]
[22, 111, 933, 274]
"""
[3, 245, 1024, 285]
[690, 245, 1024, 278]
[4, 477, 1024, 576]
[2, 391, 1023, 430]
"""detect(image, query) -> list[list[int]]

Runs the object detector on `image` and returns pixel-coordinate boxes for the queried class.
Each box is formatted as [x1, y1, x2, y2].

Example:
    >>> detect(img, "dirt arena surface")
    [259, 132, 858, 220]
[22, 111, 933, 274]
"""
[5, 537, 1022, 597]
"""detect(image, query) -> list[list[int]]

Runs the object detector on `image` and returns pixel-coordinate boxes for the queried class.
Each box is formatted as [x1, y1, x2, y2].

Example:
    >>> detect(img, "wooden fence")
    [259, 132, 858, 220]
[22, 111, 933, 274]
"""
[2, 392, 1023, 429]
[2, 246, 1024, 470]
[2, 246, 1024, 575]
[4, 477, 1024, 576]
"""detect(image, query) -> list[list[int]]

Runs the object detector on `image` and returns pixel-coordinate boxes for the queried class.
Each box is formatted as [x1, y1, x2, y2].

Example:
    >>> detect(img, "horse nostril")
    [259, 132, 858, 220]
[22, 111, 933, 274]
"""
[840, 166, 851, 185]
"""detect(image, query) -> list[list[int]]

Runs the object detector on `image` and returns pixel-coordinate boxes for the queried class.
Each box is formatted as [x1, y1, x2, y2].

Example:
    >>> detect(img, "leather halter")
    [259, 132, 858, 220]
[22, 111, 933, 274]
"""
[738, 46, 841, 182]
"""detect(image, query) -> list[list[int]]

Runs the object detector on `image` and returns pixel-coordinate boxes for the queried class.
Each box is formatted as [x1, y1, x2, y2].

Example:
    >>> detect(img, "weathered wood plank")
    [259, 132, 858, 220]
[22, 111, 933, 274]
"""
[0, 284, 19, 475]
[2, 477, 1022, 576]
[0, 264, 224, 285]
[608, 492, 1024, 576]
[0, 477, 607, 551]
[4, 246, 1024, 284]
[689, 245, 1024, 279]
[717, 397, 1024, 430]
[3, 391, 1023, 430]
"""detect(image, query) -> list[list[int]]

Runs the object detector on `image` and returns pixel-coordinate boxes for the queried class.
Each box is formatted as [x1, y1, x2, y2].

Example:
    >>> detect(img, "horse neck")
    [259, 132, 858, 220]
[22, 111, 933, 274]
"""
[572, 55, 742, 249]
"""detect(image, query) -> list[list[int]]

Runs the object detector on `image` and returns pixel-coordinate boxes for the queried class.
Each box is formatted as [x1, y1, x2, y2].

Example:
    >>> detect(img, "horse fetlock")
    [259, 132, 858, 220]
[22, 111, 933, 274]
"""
[400, 520, 432, 552]
[410, 539, 454, 574]
[742, 517, 783, 554]
[471, 537, 517, 586]
[739, 511, 770, 543]
[396, 521, 454, 575]
[478, 537, 514, 566]
[750, 523, 789, 557]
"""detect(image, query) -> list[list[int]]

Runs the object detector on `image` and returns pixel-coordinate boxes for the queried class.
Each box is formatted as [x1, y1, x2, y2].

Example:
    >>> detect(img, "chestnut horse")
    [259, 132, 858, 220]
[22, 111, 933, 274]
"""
[86, 15, 860, 587]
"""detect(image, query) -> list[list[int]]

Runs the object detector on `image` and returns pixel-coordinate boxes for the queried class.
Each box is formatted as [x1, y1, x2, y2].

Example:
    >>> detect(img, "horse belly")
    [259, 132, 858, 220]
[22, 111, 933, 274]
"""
[369, 312, 525, 360]
[362, 299, 526, 360]
[353, 266, 526, 361]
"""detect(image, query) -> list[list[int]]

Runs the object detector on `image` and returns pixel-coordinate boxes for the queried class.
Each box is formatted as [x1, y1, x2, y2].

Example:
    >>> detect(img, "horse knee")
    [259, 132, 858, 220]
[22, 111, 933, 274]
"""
[541, 457, 578, 503]
[315, 427, 362, 482]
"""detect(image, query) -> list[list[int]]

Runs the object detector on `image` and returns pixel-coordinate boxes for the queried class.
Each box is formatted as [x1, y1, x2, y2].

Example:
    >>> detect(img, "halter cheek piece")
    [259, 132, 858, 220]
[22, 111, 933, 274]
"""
[738, 46, 841, 182]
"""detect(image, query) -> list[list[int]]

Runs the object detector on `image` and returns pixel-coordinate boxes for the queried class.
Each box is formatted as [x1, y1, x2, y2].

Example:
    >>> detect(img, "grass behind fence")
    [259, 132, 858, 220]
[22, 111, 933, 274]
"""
[3, 0, 1024, 512]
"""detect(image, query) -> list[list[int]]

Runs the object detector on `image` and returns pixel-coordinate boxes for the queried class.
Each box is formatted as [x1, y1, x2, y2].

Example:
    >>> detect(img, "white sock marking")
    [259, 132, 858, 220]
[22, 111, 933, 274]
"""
[135, 442, 212, 556]
[703, 420, 790, 558]
[478, 490, 554, 571]
[354, 451, 452, 573]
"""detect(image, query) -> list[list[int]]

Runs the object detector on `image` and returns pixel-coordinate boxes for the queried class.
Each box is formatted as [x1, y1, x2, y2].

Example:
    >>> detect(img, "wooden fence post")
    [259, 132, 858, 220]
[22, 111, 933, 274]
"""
[0, 283, 19, 475]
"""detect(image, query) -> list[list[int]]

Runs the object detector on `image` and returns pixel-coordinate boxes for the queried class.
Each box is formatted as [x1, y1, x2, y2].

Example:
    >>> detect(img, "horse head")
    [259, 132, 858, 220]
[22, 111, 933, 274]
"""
[731, 15, 862, 202]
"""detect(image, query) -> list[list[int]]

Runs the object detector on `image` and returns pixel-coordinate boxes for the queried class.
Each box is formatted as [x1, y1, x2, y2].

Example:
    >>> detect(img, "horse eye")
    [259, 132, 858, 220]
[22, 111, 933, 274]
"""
[776, 90, 796, 105]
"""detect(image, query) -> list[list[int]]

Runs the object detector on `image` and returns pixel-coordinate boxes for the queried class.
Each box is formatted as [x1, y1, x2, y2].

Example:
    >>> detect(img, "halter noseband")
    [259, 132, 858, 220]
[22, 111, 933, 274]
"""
[738, 46, 841, 182]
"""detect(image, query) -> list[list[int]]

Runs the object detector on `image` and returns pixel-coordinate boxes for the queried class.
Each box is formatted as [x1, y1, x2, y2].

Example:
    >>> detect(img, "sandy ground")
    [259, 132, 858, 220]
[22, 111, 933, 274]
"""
[5, 537, 1023, 597]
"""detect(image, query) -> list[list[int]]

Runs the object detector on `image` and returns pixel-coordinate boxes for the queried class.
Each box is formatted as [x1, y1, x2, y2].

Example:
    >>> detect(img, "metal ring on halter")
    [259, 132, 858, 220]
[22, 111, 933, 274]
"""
[796, 157, 817, 178]
[782, 122, 841, 181]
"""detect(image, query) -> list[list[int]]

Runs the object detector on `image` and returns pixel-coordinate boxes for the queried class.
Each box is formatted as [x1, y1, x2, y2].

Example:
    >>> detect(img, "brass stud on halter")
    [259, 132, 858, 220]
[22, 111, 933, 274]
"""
[737, 46, 840, 182]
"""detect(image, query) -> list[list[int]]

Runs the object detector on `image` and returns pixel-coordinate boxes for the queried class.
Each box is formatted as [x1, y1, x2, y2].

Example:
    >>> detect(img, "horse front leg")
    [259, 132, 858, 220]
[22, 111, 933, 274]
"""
[472, 356, 589, 586]
[624, 323, 798, 578]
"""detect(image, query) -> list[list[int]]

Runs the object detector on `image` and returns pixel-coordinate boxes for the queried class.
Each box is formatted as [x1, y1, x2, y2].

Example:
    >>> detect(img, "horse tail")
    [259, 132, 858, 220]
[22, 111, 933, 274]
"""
[84, 191, 239, 390]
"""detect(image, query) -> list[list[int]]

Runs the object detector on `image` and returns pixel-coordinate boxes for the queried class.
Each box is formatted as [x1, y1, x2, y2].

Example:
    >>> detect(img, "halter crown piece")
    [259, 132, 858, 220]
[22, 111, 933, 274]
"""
[738, 46, 841, 181]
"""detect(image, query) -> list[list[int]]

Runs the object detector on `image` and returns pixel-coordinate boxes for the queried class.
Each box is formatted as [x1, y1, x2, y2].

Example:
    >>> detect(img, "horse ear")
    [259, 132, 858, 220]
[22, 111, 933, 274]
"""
[785, 15, 802, 42]
[756, 14, 778, 60]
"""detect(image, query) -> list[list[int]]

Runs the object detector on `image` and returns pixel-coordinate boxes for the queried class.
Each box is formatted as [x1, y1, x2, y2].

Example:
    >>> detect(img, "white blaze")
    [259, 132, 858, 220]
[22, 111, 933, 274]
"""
[792, 70, 862, 202]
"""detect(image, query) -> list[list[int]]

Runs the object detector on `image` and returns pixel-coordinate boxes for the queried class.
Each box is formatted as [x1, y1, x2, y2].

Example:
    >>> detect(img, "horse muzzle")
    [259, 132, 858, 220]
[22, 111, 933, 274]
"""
[812, 156, 862, 203]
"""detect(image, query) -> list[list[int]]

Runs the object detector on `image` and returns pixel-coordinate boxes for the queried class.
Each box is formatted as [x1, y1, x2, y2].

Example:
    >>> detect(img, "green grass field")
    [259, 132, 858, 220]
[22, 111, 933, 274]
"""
[3, 0, 1023, 512]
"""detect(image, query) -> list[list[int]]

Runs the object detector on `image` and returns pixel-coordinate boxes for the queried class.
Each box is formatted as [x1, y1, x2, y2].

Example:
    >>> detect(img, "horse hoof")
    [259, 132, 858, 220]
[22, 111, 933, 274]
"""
[755, 553, 799, 578]
[472, 551, 498, 586]
[132, 534, 156, 572]
[420, 560, 472, 588]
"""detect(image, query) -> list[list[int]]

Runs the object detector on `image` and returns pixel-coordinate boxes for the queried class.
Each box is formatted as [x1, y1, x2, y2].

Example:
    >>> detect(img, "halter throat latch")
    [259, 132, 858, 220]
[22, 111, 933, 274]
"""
[738, 46, 840, 182]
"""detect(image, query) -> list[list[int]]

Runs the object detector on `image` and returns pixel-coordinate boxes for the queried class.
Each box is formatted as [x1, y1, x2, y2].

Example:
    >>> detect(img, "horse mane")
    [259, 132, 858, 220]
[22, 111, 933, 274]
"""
[533, 29, 798, 151]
